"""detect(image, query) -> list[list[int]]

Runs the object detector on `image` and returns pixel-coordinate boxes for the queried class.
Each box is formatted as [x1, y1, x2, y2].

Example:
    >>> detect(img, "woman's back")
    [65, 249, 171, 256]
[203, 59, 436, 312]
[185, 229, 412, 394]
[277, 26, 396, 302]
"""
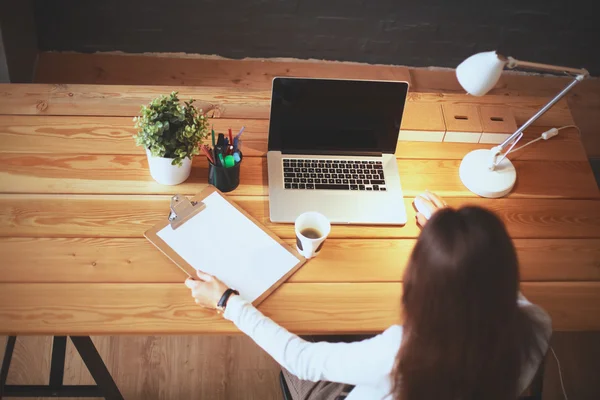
[393, 206, 550, 400]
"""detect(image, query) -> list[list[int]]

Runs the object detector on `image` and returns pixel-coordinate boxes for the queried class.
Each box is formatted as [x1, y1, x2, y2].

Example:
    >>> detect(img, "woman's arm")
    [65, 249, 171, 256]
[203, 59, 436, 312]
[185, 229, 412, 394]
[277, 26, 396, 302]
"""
[224, 294, 402, 385]
[184, 271, 402, 385]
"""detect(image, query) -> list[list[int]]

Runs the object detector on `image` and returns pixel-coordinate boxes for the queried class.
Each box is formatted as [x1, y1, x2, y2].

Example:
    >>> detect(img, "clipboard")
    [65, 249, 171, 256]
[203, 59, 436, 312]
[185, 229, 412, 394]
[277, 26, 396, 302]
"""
[145, 186, 306, 306]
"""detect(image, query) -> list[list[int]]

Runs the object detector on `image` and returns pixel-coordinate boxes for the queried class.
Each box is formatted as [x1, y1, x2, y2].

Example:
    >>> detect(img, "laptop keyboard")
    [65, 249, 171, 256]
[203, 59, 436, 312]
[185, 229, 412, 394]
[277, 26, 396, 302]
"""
[282, 158, 387, 191]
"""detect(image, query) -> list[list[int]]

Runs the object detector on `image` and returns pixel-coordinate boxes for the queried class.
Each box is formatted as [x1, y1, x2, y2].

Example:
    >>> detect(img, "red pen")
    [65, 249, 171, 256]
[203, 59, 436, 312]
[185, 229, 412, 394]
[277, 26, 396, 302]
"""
[228, 129, 233, 146]
[201, 145, 215, 164]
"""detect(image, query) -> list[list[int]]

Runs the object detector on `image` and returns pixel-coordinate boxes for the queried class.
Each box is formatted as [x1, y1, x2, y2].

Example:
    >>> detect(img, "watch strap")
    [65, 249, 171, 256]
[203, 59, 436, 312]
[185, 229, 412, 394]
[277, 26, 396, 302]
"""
[217, 288, 239, 312]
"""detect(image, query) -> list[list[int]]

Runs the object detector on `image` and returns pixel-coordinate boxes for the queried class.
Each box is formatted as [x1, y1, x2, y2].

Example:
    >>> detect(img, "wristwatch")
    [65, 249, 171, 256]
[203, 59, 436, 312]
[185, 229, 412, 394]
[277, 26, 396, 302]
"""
[216, 288, 239, 314]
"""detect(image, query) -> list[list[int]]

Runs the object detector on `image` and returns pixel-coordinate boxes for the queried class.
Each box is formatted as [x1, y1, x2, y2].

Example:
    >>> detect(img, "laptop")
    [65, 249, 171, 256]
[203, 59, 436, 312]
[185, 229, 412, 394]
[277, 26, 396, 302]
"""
[267, 77, 409, 225]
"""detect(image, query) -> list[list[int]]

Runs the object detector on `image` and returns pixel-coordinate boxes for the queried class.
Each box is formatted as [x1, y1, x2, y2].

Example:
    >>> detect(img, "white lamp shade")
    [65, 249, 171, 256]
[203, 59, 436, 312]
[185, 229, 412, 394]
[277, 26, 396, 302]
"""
[456, 51, 508, 96]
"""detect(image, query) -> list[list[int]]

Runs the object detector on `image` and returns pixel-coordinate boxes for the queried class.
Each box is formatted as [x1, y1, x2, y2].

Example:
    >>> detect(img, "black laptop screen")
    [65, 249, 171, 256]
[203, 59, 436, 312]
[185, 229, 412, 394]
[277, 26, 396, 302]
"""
[268, 78, 408, 155]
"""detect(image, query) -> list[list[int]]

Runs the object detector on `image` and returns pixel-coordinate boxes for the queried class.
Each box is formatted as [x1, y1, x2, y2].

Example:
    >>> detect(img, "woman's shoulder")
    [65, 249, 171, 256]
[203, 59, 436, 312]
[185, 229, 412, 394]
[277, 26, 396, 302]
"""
[516, 293, 553, 393]
[517, 293, 552, 338]
[380, 325, 404, 346]
[384, 324, 403, 335]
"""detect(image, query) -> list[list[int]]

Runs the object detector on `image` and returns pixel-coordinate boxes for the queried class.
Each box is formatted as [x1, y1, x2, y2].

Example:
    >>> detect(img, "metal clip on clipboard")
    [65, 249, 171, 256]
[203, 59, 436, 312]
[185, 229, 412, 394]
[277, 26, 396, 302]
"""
[167, 194, 206, 230]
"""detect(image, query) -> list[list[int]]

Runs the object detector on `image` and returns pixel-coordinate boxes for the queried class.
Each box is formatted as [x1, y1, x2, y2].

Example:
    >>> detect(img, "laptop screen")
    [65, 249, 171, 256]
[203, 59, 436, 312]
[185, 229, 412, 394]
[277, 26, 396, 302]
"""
[268, 78, 408, 155]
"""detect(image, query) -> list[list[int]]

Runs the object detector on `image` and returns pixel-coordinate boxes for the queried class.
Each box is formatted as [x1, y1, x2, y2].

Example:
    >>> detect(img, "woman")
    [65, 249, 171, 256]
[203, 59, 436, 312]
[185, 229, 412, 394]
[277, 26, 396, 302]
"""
[185, 192, 552, 400]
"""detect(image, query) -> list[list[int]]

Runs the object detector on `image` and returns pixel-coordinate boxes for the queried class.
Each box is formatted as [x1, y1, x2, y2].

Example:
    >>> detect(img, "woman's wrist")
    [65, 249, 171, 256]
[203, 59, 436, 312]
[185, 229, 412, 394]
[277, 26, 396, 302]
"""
[216, 288, 240, 314]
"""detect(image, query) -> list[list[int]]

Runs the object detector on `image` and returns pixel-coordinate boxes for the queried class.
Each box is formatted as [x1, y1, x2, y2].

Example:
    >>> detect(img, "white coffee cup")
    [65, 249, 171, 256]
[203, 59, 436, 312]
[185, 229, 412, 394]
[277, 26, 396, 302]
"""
[294, 212, 331, 259]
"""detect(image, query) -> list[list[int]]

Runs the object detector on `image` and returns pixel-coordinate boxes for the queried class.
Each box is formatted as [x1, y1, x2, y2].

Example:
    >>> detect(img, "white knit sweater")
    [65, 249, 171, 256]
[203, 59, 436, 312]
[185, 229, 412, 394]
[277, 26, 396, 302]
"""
[224, 293, 551, 400]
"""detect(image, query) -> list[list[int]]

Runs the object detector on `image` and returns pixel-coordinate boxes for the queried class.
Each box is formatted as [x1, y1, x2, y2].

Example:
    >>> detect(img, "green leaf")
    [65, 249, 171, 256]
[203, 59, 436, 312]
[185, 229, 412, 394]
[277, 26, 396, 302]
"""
[132, 92, 210, 158]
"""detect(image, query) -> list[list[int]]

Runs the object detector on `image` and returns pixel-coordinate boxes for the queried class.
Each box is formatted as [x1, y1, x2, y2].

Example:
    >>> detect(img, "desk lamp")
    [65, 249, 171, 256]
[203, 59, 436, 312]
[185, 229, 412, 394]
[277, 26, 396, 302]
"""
[456, 51, 589, 198]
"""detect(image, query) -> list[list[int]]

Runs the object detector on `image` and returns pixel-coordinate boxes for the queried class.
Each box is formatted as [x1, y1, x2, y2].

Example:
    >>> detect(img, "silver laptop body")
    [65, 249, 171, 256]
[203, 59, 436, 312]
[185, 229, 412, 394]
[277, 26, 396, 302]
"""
[267, 77, 408, 225]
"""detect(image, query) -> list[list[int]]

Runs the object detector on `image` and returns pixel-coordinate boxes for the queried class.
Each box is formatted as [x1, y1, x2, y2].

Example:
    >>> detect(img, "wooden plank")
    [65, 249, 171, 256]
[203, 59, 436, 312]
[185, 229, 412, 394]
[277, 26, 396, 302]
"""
[291, 238, 600, 284]
[2, 237, 599, 284]
[35, 52, 413, 88]
[0, 84, 51, 114]
[1, 154, 596, 199]
[521, 282, 600, 331]
[0, 84, 574, 127]
[0, 115, 138, 154]
[31, 53, 599, 164]
[0, 282, 598, 334]
[0, 115, 264, 155]
[0, 84, 272, 119]
[29, 54, 596, 156]
[1, 195, 599, 239]
[409, 68, 464, 93]
[398, 159, 598, 199]
[0, 116, 588, 162]
[34, 53, 600, 108]
[514, 239, 600, 282]
[0, 154, 268, 196]
[0, 194, 174, 239]
[570, 103, 600, 158]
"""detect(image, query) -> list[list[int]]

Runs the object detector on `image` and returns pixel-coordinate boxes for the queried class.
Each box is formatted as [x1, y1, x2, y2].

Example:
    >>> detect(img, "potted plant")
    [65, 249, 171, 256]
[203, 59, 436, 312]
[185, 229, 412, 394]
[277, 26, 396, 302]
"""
[134, 92, 210, 185]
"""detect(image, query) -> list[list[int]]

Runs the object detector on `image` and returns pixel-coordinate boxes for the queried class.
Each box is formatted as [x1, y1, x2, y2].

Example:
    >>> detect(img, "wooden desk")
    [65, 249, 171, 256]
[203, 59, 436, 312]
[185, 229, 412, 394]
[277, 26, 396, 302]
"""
[0, 84, 599, 335]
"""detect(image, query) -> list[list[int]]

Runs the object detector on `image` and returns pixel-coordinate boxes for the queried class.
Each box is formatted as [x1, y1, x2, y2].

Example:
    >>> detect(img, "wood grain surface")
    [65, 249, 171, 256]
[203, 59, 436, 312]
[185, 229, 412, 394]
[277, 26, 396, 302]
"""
[0, 282, 598, 334]
[34, 53, 413, 88]
[0, 80, 599, 334]
[0, 334, 282, 400]
[16, 52, 598, 398]
[0, 154, 597, 199]
[34, 52, 600, 107]
[2, 195, 599, 240]
[2, 237, 599, 283]
[0, 116, 587, 161]
[30, 53, 600, 158]
[0, 84, 573, 127]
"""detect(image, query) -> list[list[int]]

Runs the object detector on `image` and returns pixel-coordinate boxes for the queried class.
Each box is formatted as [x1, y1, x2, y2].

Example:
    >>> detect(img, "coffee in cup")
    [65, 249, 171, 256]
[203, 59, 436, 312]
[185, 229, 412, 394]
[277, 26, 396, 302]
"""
[294, 212, 331, 259]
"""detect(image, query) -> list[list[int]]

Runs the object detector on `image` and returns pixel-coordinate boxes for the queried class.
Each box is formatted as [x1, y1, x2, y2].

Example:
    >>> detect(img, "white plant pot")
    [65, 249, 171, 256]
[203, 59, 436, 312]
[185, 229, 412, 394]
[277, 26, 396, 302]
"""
[146, 149, 192, 185]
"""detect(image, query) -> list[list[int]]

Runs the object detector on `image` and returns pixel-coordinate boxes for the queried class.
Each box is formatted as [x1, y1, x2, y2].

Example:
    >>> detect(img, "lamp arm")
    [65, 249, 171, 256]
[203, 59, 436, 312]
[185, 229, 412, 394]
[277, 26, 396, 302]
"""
[507, 57, 589, 77]
[491, 74, 586, 168]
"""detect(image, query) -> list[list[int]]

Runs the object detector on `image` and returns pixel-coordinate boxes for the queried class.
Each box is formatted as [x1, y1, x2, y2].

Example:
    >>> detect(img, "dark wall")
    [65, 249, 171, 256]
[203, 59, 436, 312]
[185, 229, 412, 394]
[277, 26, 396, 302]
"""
[0, 29, 9, 83]
[1, 0, 37, 82]
[34, 0, 600, 74]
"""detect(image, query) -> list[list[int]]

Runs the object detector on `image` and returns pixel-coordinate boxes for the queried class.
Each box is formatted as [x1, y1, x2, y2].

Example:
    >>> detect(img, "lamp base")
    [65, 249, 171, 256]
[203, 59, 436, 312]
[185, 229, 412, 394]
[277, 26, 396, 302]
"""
[459, 149, 516, 198]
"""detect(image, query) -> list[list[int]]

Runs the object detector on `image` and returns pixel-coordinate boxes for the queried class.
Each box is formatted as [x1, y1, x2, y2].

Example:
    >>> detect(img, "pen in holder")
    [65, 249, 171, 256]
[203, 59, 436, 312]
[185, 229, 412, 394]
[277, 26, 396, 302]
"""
[207, 152, 243, 193]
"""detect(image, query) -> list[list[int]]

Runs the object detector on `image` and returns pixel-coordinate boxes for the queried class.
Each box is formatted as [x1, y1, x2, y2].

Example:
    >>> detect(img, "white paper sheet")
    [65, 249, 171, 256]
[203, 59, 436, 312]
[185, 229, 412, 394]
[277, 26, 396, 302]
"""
[157, 192, 300, 302]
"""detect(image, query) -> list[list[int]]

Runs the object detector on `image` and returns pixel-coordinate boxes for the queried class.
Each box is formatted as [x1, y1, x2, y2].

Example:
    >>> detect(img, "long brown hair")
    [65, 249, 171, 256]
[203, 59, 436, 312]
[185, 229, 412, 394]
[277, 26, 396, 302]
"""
[393, 206, 542, 400]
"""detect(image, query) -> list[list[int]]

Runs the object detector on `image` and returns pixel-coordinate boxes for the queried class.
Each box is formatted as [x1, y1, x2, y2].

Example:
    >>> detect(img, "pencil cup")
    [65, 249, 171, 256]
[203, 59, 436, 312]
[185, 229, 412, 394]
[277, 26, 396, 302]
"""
[207, 152, 243, 193]
[294, 212, 331, 259]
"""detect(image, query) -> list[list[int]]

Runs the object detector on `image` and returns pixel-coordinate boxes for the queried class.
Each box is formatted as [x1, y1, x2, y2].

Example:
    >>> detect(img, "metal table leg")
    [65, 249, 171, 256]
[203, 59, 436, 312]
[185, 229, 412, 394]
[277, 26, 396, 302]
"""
[0, 336, 123, 399]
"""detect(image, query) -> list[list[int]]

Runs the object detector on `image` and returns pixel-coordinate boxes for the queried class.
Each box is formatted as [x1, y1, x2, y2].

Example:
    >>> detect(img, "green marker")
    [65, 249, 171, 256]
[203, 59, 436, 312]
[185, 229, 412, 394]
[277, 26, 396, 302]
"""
[211, 126, 216, 147]
[224, 155, 235, 168]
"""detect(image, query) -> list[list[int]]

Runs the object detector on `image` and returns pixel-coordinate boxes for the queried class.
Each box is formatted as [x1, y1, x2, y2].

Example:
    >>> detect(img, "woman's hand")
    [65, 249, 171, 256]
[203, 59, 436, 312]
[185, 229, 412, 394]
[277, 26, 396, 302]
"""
[413, 191, 447, 228]
[184, 270, 229, 309]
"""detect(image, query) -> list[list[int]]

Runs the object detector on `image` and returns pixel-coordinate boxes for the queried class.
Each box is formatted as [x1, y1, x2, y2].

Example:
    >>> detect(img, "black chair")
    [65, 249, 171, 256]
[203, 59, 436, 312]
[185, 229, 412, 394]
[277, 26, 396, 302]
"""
[280, 363, 544, 400]
[279, 371, 293, 400]
[519, 356, 546, 400]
